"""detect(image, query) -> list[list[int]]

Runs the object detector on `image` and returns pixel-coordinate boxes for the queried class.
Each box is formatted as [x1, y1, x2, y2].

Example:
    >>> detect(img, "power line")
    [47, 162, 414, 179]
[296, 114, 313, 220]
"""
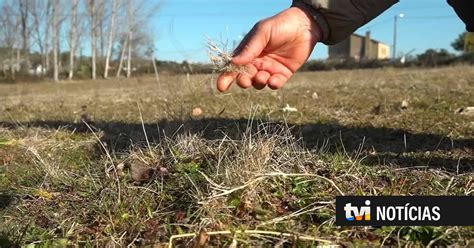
[360, 17, 394, 31]
[0, 9, 276, 18]
[359, 15, 459, 32]
[403, 15, 458, 19]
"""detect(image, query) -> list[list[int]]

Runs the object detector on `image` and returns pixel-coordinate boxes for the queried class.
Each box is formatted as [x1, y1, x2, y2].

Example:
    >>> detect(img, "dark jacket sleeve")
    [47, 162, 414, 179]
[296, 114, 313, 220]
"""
[292, 0, 398, 45]
[448, 0, 474, 32]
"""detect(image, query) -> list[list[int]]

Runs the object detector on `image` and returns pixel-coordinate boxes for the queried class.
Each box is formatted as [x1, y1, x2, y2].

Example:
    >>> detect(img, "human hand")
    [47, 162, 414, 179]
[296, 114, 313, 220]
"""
[216, 6, 322, 92]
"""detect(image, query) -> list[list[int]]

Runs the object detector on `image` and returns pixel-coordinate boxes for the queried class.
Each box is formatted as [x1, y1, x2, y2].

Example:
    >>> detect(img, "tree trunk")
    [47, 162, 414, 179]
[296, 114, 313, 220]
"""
[44, 0, 55, 72]
[116, 35, 128, 77]
[19, 0, 30, 72]
[90, 0, 97, 80]
[45, 46, 50, 72]
[98, 1, 105, 59]
[10, 48, 15, 79]
[126, 0, 133, 78]
[45, 0, 51, 73]
[52, 0, 59, 81]
[16, 48, 20, 72]
[152, 53, 160, 88]
[68, 0, 78, 80]
[104, 0, 119, 79]
[31, 0, 45, 73]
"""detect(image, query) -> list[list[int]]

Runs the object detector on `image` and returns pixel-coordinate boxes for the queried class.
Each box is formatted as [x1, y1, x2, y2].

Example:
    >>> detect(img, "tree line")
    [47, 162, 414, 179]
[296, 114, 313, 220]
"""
[0, 0, 160, 81]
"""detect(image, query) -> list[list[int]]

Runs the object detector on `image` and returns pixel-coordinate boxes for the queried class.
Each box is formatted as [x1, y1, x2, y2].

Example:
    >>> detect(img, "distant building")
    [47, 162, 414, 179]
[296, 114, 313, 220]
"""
[29, 64, 46, 76]
[328, 32, 390, 61]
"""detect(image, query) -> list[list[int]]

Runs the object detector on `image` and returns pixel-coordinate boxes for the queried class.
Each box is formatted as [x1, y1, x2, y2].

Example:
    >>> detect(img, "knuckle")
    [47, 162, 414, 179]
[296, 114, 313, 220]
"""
[261, 21, 269, 29]
[255, 20, 269, 31]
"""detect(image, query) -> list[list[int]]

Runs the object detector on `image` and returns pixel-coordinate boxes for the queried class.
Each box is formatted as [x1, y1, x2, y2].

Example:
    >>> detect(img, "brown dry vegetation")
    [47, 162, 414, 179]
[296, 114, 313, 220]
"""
[0, 65, 473, 247]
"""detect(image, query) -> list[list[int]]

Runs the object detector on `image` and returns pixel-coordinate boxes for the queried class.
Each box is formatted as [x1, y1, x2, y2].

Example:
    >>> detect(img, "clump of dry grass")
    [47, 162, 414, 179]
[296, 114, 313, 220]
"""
[1, 120, 473, 247]
[206, 37, 247, 74]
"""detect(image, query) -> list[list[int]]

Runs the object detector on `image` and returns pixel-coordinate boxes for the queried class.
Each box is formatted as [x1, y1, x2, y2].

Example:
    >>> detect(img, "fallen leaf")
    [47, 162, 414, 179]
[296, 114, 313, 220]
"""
[175, 211, 186, 223]
[277, 201, 290, 215]
[131, 161, 155, 183]
[34, 189, 59, 201]
[193, 230, 209, 248]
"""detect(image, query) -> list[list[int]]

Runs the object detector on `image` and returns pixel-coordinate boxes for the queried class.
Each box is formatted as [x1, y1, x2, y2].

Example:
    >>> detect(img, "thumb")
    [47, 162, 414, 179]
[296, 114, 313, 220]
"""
[232, 22, 268, 65]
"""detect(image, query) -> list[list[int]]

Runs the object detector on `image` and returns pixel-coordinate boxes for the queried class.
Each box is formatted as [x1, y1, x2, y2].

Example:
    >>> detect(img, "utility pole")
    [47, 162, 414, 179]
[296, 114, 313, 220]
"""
[392, 13, 404, 61]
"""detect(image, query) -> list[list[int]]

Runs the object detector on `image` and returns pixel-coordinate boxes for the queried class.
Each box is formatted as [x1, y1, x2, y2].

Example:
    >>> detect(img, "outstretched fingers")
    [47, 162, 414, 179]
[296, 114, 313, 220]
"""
[217, 22, 269, 92]
[217, 62, 258, 92]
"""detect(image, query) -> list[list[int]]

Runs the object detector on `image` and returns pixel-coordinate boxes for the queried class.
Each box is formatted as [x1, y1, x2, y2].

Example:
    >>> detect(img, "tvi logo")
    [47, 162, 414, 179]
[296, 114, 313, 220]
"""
[344, 200, 371, 221]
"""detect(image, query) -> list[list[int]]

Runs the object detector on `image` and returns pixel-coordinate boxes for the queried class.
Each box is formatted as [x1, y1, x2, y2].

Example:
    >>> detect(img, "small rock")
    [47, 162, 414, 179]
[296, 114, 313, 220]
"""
[192, 107, 203, 116]
[401, 100, 409, 109]
[311, 92, 319, 99]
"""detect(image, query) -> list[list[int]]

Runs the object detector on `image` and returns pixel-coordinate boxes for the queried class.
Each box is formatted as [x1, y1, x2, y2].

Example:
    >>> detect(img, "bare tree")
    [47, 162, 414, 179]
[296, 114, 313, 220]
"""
[18, 0, 30, 72]
[0, 1, 21, 79]
[122, 0, 162, 78]
[1, 0, 161, 81]
[104, 0, 119, 79]
[97, 0, 106, 59]
[126, 0, 133, 78]
[87, 0, 97, 80]
[52, 0, 61, 81]
[68, 0, 78, 79]
[44, 0, 52, 72]
[30, 0, 51, 73]
[116, 34, 128, 77]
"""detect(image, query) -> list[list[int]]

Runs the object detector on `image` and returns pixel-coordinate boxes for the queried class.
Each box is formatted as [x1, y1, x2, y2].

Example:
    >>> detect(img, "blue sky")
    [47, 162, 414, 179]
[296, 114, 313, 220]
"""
[153, 0, 466, 62]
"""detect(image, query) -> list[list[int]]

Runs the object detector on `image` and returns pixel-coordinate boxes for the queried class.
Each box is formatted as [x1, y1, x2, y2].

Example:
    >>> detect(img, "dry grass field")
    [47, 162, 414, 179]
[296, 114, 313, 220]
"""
[0, 66, 473, 246]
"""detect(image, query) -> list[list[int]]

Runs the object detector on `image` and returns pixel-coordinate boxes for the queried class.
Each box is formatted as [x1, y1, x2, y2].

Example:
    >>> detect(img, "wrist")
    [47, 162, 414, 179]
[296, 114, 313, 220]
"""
[291, 6, 322, 42]
[291, 1, 327, 43]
